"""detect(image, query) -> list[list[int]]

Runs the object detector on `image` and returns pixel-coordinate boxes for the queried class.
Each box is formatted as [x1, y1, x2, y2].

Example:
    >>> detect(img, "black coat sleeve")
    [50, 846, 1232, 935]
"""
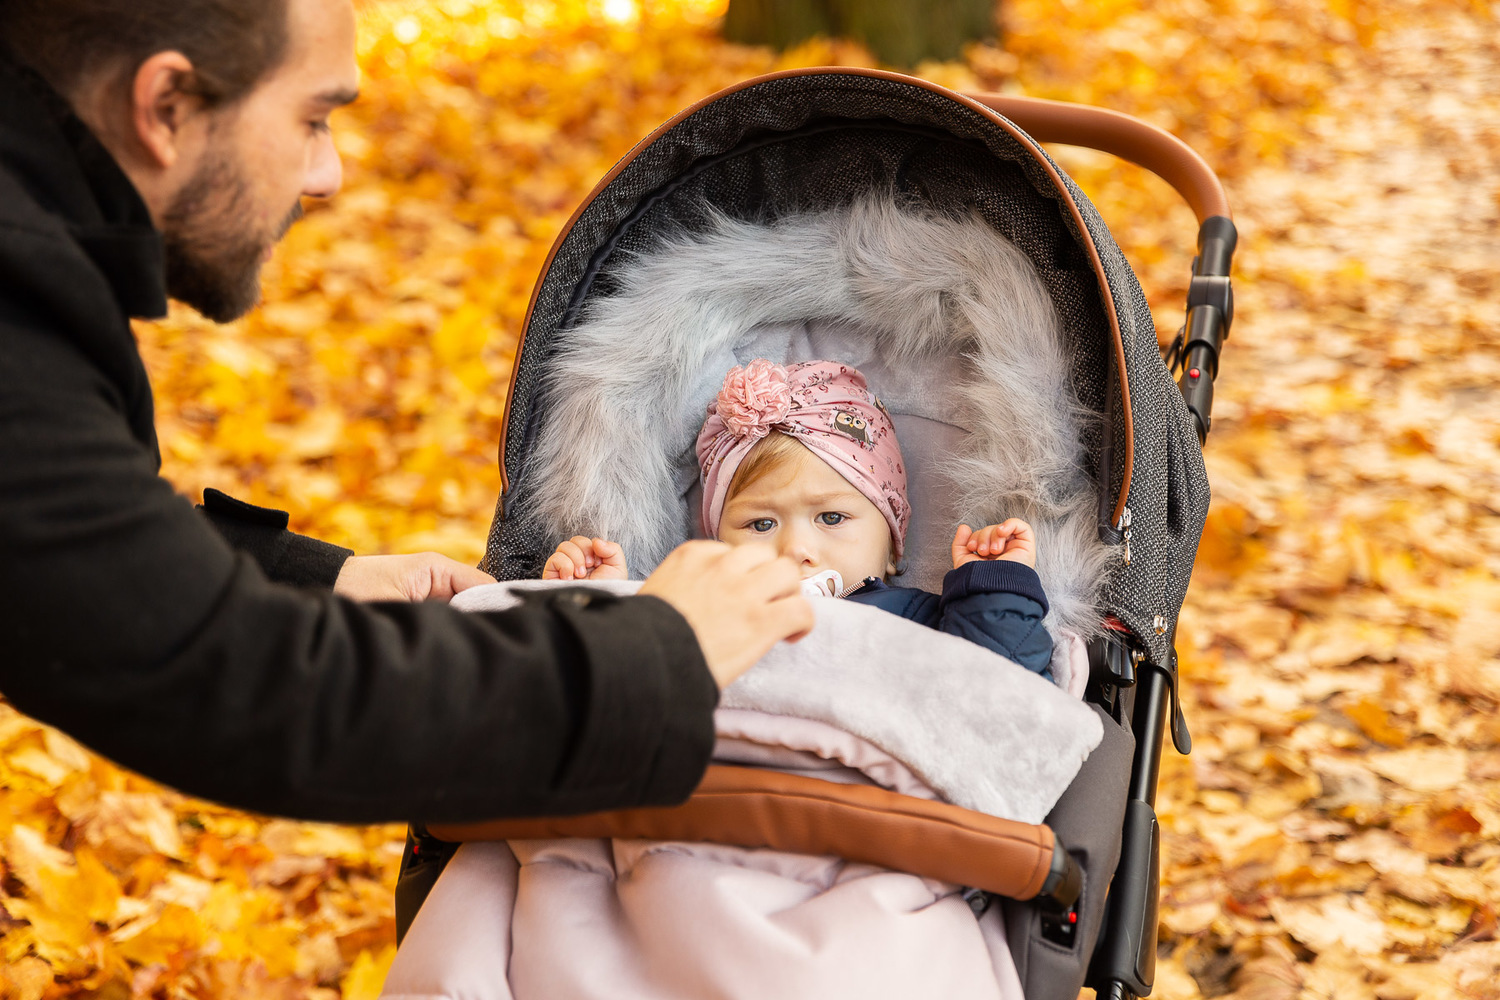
[0, 324, 717, 823]
[937, 561, 1055, 676]
[197, 487, 352, 589]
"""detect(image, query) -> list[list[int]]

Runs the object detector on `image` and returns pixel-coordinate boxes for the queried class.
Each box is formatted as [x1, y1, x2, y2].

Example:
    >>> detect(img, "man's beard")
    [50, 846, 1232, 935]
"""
[161, 148, 303, 323]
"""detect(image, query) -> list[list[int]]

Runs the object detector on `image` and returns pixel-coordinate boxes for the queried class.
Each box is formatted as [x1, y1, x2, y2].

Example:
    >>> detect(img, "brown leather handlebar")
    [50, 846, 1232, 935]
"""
[428, 764, 1058, 900]
[964, 93, 1232, 224]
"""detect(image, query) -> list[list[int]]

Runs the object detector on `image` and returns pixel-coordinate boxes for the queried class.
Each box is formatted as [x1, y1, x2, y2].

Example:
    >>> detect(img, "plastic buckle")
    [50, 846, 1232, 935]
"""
[1040, 900, 1080, 948]
[1038, 843, 1083, 947]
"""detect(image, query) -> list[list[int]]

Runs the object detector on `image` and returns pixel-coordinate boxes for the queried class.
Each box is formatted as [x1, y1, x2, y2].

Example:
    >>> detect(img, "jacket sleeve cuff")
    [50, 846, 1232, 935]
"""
[198, 488, 352, 589]
[941, 560, 1050, 613]
[535, 589, 718, 808]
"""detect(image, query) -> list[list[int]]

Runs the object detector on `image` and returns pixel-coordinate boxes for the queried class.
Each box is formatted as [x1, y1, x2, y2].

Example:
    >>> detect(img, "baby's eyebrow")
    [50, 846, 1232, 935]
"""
[724, 489, 865, 511]
[804, 491, 864, 506]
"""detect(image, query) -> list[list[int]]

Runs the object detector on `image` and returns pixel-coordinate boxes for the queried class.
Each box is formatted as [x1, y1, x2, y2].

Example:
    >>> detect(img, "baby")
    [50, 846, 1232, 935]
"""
[544, 359, 1053, 675]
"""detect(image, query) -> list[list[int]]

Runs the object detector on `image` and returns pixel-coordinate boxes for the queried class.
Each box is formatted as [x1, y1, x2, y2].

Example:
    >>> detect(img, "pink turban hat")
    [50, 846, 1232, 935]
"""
[695, 360, 910, 557]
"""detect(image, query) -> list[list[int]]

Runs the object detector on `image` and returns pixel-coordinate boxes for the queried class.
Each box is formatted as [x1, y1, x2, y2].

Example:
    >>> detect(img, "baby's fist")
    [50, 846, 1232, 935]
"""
[543, 536, 629, 581]
[951, 519, 1037, 569]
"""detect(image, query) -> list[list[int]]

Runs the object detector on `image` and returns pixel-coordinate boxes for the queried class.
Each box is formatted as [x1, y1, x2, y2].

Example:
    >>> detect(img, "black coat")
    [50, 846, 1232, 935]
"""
[0, 50, 717, 823]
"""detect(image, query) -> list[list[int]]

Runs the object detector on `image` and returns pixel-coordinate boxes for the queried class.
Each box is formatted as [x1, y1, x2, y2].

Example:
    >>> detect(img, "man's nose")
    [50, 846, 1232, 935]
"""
[303, 132, 344, 200]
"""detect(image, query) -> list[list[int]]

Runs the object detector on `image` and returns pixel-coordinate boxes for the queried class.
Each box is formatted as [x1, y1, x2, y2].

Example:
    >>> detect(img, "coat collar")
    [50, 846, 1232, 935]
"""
[0, 44, 168, 319]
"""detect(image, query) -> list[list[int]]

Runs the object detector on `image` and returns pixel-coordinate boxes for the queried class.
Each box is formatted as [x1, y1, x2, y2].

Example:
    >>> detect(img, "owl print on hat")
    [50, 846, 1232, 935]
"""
[832, 410, 872, 446]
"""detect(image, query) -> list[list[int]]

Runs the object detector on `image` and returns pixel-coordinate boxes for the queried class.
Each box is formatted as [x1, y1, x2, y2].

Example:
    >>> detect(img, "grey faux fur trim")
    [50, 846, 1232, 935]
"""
[519, 198, 1115, 638]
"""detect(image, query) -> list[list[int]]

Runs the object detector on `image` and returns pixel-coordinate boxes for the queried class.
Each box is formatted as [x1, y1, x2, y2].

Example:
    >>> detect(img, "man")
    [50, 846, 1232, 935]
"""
[0, 0, 813, 822]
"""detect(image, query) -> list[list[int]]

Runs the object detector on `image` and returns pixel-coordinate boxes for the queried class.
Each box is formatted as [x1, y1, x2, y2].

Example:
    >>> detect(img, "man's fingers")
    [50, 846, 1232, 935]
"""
[740, 554, 803, 602]
[639, 539, 816, 688]
[720, 540, 779, 573]
[447, 562, 496, 594]
[659, 539, 730, 571]
[766, 593, 816, 643]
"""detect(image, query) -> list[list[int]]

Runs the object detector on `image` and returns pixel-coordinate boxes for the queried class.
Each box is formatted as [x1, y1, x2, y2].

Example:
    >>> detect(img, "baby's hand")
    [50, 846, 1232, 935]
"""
[543, 536, 629, 581]
[952, 520, 1037, 569]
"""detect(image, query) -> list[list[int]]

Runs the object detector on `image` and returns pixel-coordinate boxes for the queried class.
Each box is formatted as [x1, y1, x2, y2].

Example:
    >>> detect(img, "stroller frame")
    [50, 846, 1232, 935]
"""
[397, 68, 1237, 1000]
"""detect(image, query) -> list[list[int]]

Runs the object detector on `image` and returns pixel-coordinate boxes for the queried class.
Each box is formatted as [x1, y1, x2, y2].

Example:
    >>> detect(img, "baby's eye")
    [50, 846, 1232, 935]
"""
[816, 512, 847, 526]
[750, 519, 776, 533]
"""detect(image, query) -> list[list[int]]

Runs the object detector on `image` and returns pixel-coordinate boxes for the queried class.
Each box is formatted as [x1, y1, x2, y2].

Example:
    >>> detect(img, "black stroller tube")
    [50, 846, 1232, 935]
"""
[1094, 660, 1172, 1000]
[1178, 217, 1238, 445]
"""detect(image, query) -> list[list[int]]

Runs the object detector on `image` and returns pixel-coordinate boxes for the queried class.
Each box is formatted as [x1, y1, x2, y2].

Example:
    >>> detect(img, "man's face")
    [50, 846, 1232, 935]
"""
[163, 0, 358, 322]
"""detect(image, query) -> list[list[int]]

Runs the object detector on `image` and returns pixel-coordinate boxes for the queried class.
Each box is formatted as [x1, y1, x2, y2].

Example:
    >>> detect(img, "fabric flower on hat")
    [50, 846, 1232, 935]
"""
[713, 359, 792, 440]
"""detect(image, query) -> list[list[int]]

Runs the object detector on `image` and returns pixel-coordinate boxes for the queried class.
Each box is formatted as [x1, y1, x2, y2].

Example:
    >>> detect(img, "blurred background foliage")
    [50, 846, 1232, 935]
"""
[722, 0, 997, 66]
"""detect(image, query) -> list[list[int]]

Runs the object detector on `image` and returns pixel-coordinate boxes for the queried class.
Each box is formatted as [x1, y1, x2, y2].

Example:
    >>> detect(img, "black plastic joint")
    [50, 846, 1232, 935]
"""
[1087, 634, 1137, 689]
[1038, 840, 1083, 947]
[1186, 275, 1234, 332]
[1039, 840, 1083, 911]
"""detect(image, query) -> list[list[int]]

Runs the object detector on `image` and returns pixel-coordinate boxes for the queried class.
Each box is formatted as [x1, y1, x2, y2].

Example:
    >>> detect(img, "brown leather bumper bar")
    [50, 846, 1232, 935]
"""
[428, 764, 1058, 900]
[964, 93, 1233, 224]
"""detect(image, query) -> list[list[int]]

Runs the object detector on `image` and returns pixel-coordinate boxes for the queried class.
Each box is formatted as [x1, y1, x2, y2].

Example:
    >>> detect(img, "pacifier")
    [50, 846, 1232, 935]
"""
[800, 569, 845, 599]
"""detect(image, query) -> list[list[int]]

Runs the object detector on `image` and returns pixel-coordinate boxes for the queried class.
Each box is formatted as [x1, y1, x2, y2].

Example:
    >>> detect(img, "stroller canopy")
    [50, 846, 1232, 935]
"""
[487, 67, 1210, 667]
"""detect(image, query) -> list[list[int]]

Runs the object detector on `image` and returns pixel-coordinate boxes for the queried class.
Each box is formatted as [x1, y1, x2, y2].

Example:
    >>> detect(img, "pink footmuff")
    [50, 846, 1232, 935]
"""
[381, 583, 1100, 1000]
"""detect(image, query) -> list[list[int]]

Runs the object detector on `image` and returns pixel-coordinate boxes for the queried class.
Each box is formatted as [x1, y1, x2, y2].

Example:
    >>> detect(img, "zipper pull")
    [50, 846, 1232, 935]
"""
[1118, 507, 1133, 566]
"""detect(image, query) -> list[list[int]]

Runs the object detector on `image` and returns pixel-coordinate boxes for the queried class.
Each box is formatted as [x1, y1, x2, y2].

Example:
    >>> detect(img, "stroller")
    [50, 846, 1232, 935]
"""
[392, 67, 1235, 1000]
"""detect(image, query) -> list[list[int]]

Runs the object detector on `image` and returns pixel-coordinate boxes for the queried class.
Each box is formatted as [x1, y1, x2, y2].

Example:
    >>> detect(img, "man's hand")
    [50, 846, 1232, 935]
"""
[952, 519, 1037, 569]
[640, 541, 813, 689]
[334, 553, 496, 602]
[543, 536, 628, 581]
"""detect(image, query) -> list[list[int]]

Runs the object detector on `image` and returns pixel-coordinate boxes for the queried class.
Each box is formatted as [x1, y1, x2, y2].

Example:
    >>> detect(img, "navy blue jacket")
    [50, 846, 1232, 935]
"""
[846, 561, 1054, 677]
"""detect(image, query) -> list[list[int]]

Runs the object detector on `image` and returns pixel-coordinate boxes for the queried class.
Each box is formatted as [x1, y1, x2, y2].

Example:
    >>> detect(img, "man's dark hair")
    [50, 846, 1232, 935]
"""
[0, 0, 290, 107]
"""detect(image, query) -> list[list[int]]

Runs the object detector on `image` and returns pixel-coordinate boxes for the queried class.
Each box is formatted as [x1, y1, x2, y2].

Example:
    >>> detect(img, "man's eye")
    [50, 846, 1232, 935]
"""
[310, 119, 332, 135]
[816, 512, 847, 526]
[750, 519, 776, 533]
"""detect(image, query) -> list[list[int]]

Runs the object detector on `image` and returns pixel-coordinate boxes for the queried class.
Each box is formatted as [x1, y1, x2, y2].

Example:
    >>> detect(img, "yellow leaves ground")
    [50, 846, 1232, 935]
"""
[1147, 0, 1500, 988]
[0, 707, 404, 999]
[3, 0, 1497, 998]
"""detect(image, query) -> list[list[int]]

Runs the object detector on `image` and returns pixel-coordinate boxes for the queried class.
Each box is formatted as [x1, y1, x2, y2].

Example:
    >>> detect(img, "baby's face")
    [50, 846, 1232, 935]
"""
[719, 442, 895, 588]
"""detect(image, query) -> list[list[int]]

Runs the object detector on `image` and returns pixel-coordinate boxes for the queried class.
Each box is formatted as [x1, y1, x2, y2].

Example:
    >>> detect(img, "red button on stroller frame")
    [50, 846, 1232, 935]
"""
[1188, 367, 1201, 379]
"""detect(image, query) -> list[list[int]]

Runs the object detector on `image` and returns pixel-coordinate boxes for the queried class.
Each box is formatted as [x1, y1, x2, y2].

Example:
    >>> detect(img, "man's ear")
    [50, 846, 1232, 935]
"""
[129, 51, 203, 170]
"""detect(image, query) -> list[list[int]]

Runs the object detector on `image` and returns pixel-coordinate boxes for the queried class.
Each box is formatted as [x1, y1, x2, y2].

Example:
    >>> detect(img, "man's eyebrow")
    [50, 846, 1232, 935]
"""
[312, 87, 360, 109]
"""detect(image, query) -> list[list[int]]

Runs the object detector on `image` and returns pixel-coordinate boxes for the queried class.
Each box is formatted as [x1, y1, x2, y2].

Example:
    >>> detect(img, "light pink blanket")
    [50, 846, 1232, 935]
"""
[382, 711, 1026, 1000]
[383, 582, 1100, 1000]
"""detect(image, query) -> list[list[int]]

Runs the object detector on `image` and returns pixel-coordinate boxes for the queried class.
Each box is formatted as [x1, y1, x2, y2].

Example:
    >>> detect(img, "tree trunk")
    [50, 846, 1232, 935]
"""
[723, 0, 997, 68]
